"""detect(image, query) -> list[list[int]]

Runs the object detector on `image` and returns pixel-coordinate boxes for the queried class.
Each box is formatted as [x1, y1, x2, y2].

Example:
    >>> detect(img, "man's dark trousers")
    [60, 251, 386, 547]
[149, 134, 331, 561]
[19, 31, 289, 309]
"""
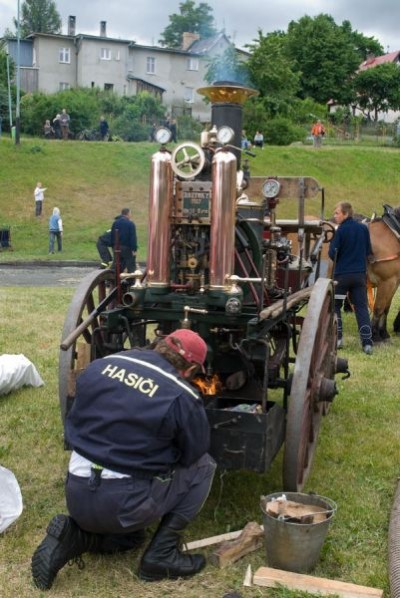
[334, 272, 372, 347]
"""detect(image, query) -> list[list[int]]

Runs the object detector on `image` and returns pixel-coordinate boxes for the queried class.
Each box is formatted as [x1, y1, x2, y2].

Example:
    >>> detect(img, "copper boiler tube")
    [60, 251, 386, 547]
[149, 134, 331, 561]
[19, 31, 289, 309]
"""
[147, 151, 173, 287]
[209, 150, 237, 289]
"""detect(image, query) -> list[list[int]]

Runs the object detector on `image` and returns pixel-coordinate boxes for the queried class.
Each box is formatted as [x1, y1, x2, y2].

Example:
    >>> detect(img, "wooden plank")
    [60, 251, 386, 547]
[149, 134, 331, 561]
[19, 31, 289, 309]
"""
[209, 522, 264, 568]
[253, 567, 383, 598]
[184, 529, 244, 551]
[248, 176, 321, 201]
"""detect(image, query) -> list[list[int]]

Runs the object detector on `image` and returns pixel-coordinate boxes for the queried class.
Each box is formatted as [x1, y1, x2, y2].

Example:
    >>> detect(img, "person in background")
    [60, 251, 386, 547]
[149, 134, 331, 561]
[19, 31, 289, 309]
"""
[111, 207, 137, 273]
[60, 109, 70, 140]
[328, 201, 373, 355]
[169, 118, 177, 143]
[311, 119, 325, 148]
[241, 130, 251, 150]
[31, 329, 215, 590]
[44, 120, 53, 139]
[52, 114, 61, 139]
[253, 130, 264, 149]
[49, 207, 63, 254]
[34, 182, 47, 217]
[99, 116, 109, 141]
[96, 216, 120, 268]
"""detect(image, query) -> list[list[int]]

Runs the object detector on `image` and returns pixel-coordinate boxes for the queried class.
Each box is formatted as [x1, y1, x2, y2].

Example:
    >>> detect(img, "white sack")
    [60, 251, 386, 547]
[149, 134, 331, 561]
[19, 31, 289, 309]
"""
[0, 354, 44, 396]
[0, 465, 23, 533]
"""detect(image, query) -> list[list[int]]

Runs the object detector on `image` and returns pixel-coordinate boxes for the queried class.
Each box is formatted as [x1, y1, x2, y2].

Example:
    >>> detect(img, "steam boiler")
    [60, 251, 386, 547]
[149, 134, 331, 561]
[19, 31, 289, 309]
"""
[59, 83, 348, 492]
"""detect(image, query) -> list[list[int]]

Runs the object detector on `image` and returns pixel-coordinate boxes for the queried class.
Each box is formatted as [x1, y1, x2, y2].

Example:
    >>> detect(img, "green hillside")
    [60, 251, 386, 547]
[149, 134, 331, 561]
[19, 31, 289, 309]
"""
[1, 137, 400, 262]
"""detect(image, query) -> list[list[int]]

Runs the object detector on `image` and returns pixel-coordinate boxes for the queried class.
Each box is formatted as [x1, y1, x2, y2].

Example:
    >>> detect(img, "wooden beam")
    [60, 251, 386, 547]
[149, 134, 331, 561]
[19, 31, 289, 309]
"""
[253, 567, 383, 598]
[184, 524, 264, 551]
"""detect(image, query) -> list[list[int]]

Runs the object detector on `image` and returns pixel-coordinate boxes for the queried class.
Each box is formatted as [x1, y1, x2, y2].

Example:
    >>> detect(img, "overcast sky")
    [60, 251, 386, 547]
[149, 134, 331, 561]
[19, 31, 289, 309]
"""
[1, 0, 400, 52]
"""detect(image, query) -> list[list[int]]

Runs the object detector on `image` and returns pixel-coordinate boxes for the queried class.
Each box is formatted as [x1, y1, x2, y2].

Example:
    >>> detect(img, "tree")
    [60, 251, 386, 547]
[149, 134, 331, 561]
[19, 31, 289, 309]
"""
[285, 14, 362, 105]
[16, 0, 61, 38]
[246, 30, 300, 101]
[354, 63, 400, 121]
[341, 20, 383, 61]
[159, 1, 217, 48]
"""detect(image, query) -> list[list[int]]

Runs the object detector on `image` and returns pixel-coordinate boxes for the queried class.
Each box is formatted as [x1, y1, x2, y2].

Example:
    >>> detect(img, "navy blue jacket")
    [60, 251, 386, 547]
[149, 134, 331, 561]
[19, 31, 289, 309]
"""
[328, 217, 372, 276]
[111, 216, 137, 251]
[65, 350, 210, 476]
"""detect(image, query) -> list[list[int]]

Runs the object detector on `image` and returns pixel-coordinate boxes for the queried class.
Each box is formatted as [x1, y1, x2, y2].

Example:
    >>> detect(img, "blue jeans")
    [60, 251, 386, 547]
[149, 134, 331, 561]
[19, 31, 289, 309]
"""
[334, 272, 372, 347]
[49, 231, 62, 253]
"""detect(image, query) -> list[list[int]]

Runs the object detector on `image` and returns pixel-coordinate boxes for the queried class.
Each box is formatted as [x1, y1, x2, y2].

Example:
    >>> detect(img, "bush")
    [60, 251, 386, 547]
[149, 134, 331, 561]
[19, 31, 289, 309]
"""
[263, 117, 305, 145]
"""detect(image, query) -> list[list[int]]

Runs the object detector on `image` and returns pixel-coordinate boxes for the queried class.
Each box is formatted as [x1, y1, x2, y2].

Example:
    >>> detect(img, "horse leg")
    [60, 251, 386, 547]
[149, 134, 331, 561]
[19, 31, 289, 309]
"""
[372, 279, 397, 341]
[393, 310, 400, 335]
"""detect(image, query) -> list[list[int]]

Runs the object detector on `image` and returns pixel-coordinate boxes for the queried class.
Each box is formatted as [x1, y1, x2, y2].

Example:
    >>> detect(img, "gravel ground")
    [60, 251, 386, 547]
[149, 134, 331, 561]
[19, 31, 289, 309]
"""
[0, 264, 98, 287]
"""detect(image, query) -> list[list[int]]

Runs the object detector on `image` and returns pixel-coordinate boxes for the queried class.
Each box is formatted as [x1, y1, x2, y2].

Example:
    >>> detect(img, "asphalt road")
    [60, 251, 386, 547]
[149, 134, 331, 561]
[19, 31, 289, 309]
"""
[0, 264, 98, 287]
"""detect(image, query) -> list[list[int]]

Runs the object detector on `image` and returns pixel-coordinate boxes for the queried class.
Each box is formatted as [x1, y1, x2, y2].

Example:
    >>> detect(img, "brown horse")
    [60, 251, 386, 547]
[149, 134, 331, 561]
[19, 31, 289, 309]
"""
[368, 217, 400, 342]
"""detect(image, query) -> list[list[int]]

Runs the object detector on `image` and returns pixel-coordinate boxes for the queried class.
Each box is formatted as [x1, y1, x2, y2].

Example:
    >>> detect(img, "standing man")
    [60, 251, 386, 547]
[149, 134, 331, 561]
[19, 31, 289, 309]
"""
[111, 207, 137, 272]
[59, 108, 70, 140]
[311, 119, 325, 148]
[34, 181, 47, 217]
[329, 201, 373, 354]
[99, 116, 109, 141]
[31, 329, 215, 590]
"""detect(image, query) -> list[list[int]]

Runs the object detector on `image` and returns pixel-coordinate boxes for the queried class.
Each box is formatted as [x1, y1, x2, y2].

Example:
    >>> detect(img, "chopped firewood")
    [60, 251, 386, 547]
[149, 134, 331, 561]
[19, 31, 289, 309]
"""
[265, 499, 329, 524]
[253, 567, 383, 598]
[243, 564, 253, 586]
[209, 522, 264, 568]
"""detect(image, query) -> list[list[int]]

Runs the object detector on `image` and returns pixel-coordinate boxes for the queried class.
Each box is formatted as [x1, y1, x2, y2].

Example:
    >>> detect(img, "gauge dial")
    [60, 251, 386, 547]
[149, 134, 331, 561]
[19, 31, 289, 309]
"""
[155, 126, 172, 144]
[262, 178, 281, 198]
[216, 126, 235, 145]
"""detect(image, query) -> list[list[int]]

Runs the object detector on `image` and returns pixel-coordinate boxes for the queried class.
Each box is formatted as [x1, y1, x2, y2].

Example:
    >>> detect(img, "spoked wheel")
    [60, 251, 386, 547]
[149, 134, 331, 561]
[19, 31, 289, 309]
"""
[283, 278, 337, 491]
[59, 269, 117, 425]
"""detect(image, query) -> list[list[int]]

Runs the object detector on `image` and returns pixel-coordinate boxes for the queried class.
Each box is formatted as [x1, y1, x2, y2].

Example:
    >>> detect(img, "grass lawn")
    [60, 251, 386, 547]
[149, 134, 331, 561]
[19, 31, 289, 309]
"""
[1, 136, 400, 596]
[1, 137, 400, 262]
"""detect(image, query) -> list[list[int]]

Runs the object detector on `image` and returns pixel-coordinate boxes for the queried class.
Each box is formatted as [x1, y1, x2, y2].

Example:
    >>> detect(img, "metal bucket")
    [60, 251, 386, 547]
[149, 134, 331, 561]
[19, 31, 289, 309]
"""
[260, 492, 336, 573]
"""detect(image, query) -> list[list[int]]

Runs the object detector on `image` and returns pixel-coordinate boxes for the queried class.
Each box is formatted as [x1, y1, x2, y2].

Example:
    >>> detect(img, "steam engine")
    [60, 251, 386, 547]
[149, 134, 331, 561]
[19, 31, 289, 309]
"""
[61, 83, 347, 488]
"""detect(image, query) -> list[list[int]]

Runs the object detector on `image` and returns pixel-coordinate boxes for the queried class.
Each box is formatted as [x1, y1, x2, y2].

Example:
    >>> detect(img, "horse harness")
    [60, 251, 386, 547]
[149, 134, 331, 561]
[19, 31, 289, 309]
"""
[370, 204, 400, 264]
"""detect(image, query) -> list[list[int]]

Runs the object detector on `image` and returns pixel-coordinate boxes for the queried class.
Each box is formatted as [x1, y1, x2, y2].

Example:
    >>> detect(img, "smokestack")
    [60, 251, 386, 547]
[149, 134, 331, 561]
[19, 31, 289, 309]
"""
[100, 21, 107, 37]
[68, 16, 76, 36]
[181, 32, 200, 51]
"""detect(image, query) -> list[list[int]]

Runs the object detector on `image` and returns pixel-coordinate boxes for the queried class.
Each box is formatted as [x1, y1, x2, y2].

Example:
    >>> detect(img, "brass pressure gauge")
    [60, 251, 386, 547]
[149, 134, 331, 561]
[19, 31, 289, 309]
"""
[216, 126, 235, 145]
[262, 178, 281, 199]
[155, 126, 172, 144]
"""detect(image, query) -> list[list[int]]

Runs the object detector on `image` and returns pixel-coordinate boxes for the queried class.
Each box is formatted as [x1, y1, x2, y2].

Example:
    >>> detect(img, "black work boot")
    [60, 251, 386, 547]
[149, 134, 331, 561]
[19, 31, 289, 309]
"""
[139, 513, 206, 582]
[31, 514, 100, 590]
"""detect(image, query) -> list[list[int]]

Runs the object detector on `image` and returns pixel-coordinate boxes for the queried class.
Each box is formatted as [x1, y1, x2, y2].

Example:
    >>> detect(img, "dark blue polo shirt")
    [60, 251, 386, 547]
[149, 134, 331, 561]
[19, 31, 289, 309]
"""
[328, 217, 372, 275]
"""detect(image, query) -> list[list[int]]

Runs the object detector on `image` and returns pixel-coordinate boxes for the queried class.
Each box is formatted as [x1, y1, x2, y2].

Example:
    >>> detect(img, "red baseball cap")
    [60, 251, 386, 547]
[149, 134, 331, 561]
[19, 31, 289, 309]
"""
[164, 329, 207, 371]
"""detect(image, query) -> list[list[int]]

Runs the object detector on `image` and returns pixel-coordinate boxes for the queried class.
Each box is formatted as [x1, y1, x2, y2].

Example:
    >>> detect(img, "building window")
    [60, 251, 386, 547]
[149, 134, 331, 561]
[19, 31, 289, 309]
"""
[59, 48, 70, 63]
[115, 50, 120, 61]
[32, 48, 36, 66]
[59, 82, 70, 91]
[146, 56, 155, 74]
[101, 48, 111, 60]
[104, 83, 114, 91]
[184, 87, 194, 103]
[187, 57, 199, 71]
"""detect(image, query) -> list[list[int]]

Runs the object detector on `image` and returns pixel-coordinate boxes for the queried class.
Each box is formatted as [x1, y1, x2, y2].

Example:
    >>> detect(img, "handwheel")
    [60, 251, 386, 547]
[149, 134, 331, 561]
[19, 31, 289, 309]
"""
[283, 277, 337, 491]
[321, 220, 336, 242]
[59, 269, 117, 425]
[171, 142, 205, 179]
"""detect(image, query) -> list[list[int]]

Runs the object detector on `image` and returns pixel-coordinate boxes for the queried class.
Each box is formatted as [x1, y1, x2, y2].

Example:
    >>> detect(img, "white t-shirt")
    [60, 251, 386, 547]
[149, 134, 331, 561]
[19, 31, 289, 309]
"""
[34, 186, 46, 202]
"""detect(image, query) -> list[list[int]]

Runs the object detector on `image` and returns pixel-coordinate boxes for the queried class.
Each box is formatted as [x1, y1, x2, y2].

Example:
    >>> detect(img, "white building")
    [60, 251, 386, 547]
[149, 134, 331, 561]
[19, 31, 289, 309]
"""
[5, 17, 241, 122]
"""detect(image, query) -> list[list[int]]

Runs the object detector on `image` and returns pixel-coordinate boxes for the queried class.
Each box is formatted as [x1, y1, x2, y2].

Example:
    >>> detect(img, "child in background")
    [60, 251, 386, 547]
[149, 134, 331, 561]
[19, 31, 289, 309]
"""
[34, 182, 47, 217]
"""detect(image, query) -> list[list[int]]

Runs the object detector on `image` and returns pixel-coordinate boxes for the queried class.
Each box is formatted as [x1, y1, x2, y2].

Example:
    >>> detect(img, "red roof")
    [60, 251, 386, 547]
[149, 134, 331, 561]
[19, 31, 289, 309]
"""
[359, 50, 400, 71]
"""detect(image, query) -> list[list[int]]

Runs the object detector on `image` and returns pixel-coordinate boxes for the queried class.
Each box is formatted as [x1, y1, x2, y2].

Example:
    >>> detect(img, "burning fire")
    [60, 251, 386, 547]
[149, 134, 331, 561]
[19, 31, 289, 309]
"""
[193, 374, 222, 396]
